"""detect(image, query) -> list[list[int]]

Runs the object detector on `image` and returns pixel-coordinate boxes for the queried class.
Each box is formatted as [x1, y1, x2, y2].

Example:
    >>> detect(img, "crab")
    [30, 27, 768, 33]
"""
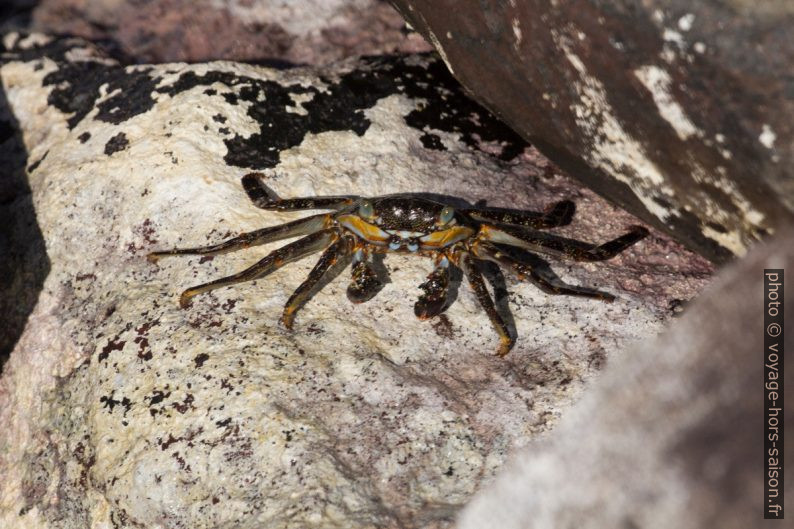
[148, 173, 649, 356]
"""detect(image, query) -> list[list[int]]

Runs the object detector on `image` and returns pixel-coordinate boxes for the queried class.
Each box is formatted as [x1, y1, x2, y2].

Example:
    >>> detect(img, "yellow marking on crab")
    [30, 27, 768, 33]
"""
[337, 214, 390, 243]
[419, 226, 475, 248]
[478, 225, 521, 245]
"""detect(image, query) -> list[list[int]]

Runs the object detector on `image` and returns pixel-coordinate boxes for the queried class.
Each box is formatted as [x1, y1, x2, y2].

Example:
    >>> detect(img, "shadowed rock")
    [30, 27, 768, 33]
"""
[458, 226, 794, 529]
[389, 0, 794, 262]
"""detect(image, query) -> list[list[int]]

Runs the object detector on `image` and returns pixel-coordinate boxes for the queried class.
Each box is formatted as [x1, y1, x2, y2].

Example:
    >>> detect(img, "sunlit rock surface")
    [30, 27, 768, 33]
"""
[0, 34, 711, 528]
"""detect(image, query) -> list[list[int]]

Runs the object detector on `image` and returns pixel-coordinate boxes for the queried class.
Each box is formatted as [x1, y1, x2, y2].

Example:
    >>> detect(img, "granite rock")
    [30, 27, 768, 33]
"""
[31, 0, 432, 64]
[457, 226, 794, 529]
[0, 34, 711, 528]
[389, 0, 794, 262]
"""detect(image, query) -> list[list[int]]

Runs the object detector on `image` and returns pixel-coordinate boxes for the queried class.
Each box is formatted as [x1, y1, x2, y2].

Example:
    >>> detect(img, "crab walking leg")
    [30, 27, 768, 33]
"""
[480, 224, 649, 261]
[242, 173, 358, 211]
[461, 254, 514, 356]
[178, 229, 335, 308]
[474, 242, 615, 300]
[466, 199, 575, 229]
[346, 248, 382, 303]
[148, 213, 332, 262]
[414, 258, 451, 319]
[281, 237, 351, 329]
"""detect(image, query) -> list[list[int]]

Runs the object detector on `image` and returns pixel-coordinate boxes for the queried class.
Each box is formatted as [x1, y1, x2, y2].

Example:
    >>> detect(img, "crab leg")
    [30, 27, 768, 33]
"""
[480, 224, 649, 261]
[177, 229, 335, 308]
[281, 237, 352, 329]
[243, 172, 358, 211]
[461, 254, 514, 356]
[346, 248, 383, 303]
[414, 258, 451, 319]
[474, 242, 615, 301]
[148, 213, 332, 261]
[465, 200, 575, 229]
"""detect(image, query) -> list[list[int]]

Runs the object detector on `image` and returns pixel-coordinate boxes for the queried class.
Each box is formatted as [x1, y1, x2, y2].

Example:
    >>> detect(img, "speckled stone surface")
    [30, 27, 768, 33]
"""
[457, 227, 794, 529]
[31, 0, 432, 64]
[0, 34, 712, 528]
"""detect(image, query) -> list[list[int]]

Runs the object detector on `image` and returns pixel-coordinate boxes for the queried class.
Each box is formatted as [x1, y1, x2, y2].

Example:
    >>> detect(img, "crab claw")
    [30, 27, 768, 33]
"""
[414, 265, 450, 319]
[347, 260, 382, 304]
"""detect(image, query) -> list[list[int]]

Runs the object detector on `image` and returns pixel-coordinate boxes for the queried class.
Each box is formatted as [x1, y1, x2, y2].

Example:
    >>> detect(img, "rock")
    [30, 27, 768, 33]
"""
[0, 32, 51, 371]
[31, 0, 432, 64]
[0, 34, 711, 528]
[388, 0, 794, 262]
[457, 226, 794, 529]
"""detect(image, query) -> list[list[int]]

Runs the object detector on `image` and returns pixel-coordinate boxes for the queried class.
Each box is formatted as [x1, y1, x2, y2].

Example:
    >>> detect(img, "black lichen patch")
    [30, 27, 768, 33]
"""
[77, 131, 91, 143]
[146, 388, 172, 416]
[98, 336, 125, 362]
[26, 150, 48, 172]
[133, 319, 159, 361]
[154, 69, 375, 168]
[156, 55, 528, 169]
[706, 221, 728, 234]
[48, 63, 160, 129]
[148, 389, 170, 406]
[419, 132, 445, 151]
[99, 392, 132, 415]
[104, 132, 129, 155]
[1, 36, 161, 129]
[402, 59, 528, 161]
[7, 36, 527, 169]
[194, 353, 210, 368]
[172, 393, 195, 414]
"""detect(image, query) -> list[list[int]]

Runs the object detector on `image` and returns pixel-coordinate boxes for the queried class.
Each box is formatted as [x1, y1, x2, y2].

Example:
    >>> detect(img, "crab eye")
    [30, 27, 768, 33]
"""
[358, 201, 374, 219]
[438, 206, 455, 225]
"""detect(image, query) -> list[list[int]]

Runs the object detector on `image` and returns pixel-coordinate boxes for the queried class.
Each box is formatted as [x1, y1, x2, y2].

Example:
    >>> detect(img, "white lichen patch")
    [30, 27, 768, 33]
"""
[701, 225, 747, 256]
[555, 30, 768, 257]
[759, 124, 777, 149]
[687, 166, 767, 254]
[512, 19, 523, 49]
[634, 65, 701, 140]
[663, 28, 685, 48]
[554, 33, 678, 223]
[678, 14, 695, 31]
[285, 91, 315, 115]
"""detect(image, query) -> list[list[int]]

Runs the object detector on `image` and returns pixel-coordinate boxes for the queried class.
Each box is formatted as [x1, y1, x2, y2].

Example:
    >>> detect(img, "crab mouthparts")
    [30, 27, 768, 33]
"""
[387, 235, 421, 252]
[338, 214, 474, 251]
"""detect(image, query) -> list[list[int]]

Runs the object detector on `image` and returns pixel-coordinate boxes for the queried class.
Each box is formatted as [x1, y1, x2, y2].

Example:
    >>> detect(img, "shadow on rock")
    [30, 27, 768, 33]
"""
[0, 77, 50, 372]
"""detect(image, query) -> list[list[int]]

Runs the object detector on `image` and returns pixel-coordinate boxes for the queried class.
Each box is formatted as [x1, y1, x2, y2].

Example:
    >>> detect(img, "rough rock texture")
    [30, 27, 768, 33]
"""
[457, 226, 794, 529]
[32, 0, 432, 64]
[0, 35, 711, 528]
[389, 0, 794, 263]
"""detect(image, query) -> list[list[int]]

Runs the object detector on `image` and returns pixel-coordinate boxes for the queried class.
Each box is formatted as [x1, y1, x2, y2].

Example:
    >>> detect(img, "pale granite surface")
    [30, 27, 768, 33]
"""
[0, 34, 711, 528]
